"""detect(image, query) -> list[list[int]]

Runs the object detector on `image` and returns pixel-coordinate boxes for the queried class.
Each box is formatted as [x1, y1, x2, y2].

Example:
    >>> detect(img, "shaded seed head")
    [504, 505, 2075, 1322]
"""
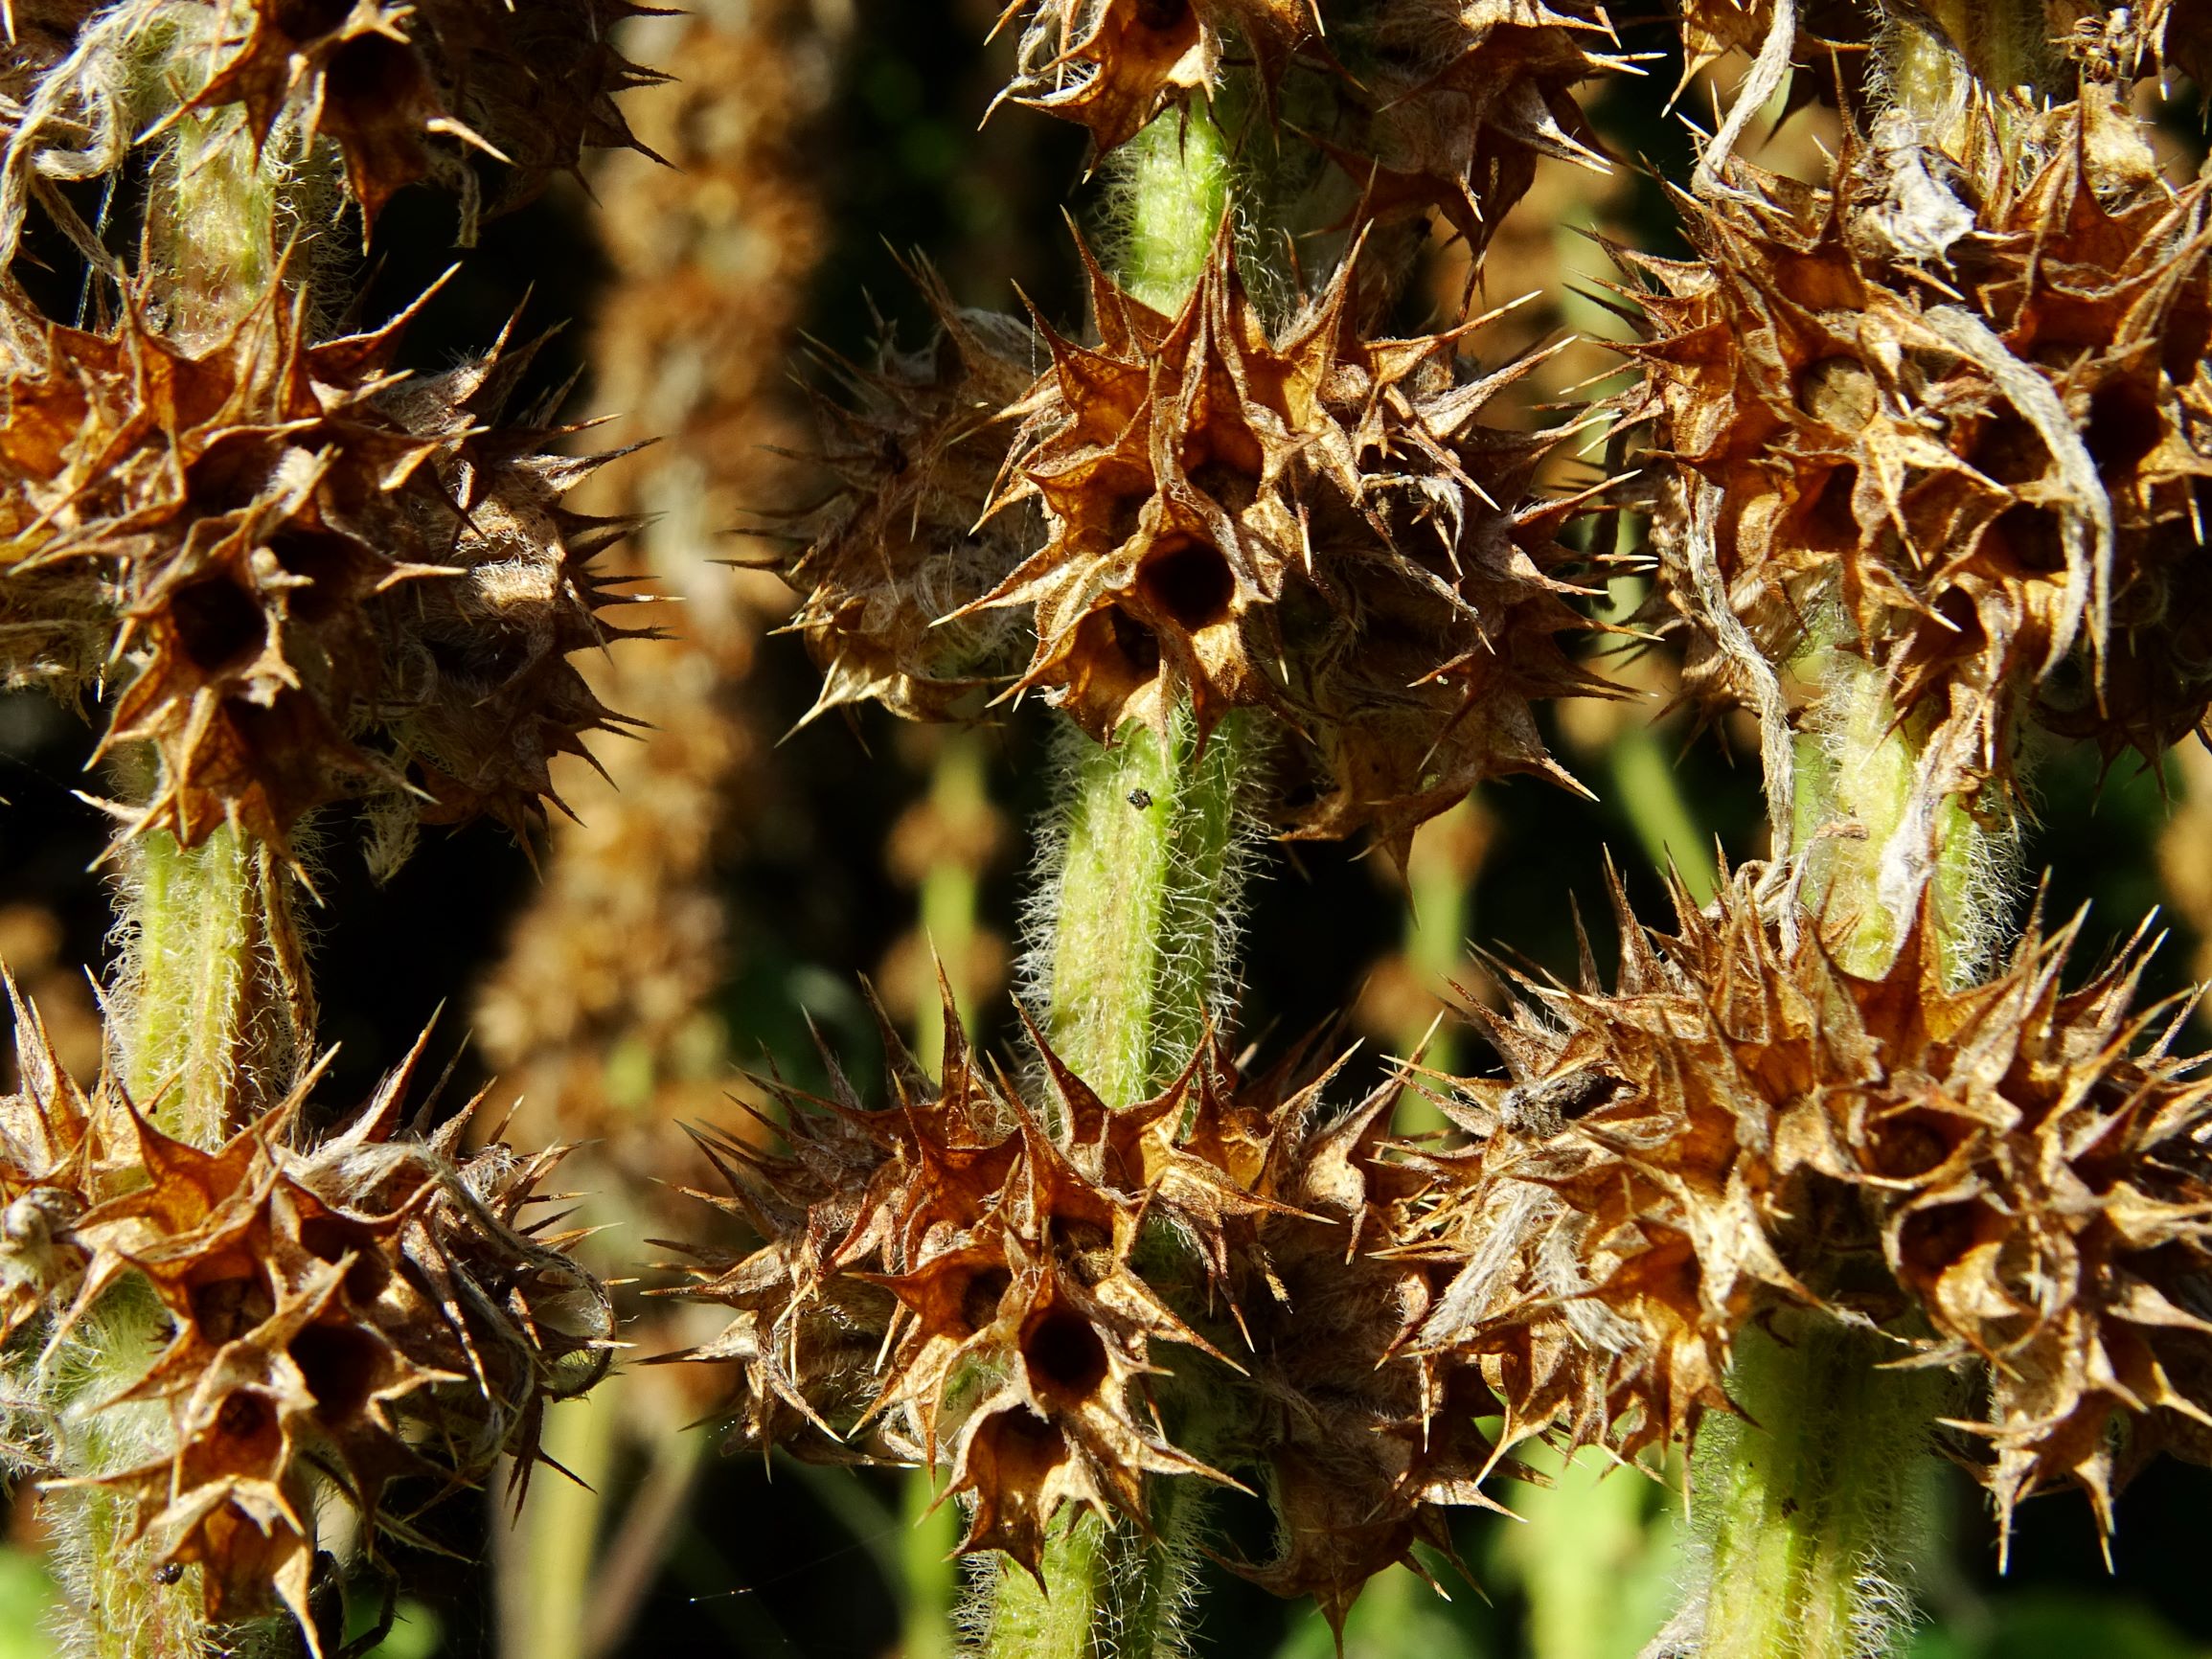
[0, 280, 647, 856]
[658, 990, 1510, 1620]
[1419, 864, 2212, 1542]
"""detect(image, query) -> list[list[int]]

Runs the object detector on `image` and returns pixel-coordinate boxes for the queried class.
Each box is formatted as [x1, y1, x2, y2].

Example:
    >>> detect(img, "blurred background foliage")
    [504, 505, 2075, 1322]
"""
[3, 0, 2211, 1654]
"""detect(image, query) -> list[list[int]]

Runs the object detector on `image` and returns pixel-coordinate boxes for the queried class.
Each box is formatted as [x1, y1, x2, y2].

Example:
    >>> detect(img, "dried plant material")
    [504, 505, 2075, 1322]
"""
[0, 989, 614, 1646]
[780, 269, 1042, 725]
[1324, 0, 1630, 257]
[174, 0, 658, 228]
[0, 279, 647, 853]
[776, 231, 1605, 853]
[985, 230, 1604, 852]
[657, 992, 1503, 1625]
[1415, 865, 2212, 1541]
[1624, 90, 2212, 825]
[992, 0, 1323, 157]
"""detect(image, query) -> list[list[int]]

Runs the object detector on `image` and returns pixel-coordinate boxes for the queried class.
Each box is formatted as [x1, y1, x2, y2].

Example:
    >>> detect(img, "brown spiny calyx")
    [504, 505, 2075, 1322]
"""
[50, 1035, 613, 1648]
[991, 0, 1322, 156]
[983, 230, 1603, 852]
[1413, 865, 2212, 1542]
[778, 265, 1042, 725]
[0, 972, 100, 1342]
[1203, 1044, 1511, 1635]
[1322, 0, 1628, 256]
[657, 988, 1511, 1620]
[0, 280, 648, 854]
[194, 0, 665, 227]
[656, 993, 1239, 1573]
[1624, 94, 2212, 804]
[1668, 1, 1870, 106]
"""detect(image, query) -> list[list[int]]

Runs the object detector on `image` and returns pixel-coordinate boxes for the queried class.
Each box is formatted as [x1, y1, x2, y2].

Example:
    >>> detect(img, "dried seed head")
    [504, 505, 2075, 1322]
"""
[0, 281, 646, 854]
[1273, 0, 1626, 266]
[777, 235, 1602, 853]
[987, 230, 1602, 851]
[0, 972, 97, 1341]
[780, 268, 1044, 725]
[1626, 94, 2212, 809]
[53, 1039, 613, 1643]
[191, 0, 664, 228]
[992, 0, 1323, 157]
[1417, 865, 2212, 1542]
[658, 990, 1507, 1620]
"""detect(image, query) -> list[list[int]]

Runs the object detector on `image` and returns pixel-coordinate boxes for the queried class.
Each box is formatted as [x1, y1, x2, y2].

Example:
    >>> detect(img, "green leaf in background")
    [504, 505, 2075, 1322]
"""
[1909, 1590, 2209, 1659]
[0, 1545, 55, 1659]
[352, 1590, 442, 1659]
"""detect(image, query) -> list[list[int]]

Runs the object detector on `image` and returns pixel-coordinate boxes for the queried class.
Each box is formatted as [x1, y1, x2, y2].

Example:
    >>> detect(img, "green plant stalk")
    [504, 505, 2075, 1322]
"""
[1788, 631, 2013, 987]
[499, 1377, 624, 1659]
[115, 822, 310, 1146]
[45, 24, 325, 1658]
[1686, 645, 2003, 1656]
[1883, 0, 2052, 151]
[1691, 1318, 1950, 1659]
[919, 732, 992, 1078]
[980, 95, 1262, 1659]
[1038, 708, 1261, 1117]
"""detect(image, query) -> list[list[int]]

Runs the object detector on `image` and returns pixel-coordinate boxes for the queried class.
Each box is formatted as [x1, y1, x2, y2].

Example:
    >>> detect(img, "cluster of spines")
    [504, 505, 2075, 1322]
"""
[657, 986, 1508, 1631]
[0, 985, 615, 1647]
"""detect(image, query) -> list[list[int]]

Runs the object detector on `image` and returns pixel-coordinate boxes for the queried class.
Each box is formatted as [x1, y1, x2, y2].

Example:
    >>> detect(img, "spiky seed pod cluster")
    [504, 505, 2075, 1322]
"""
[0, 0, 661, 243]
[782, 272, 1043, 725]
[1411, 867, 2212, 1539]
[787, 233, 1603, 852]
[1626, 85, 2212, 803]
[1324, 0, 1626, 255]
[659, 992, 1505, 1626]
[0, 988, 614, 1643]
[991, 0, 1628, 261]
[992, 0, 1323, 158]
[0, 280, 645, 853]
[994, 233, 1604, 847]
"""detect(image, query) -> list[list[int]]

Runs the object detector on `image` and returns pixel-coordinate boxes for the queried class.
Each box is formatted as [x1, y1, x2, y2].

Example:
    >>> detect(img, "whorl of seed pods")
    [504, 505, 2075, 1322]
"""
[991, 0, 1630, 258]
[784, 231, 1605, 852]
[0, 0, 661, 244]
[1624, 88, 2212, 794]
[1326, 0, 1626, 252]
[656, 990, 1507, 1626]
[991, 232, 1603, 845]
[780, 269, 1044, 726]
[194, 0, 665, 226]
[992, 0, 1323, 157]
[0, 990, 614, 1645]
[1410, 867, 2212, 1539]
[0, 281, 647, 853]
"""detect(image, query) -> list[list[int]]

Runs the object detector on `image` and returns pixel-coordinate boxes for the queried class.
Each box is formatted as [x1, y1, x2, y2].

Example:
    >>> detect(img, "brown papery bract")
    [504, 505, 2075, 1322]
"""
[654, 989, 1516, 1628]
[992, 0, 1322, 158]
[984, 228, 1606, 852]
[1623, 83, 2212, 806]
[1413, 864, 2212, 1543]
[0, 280, 649, 855]
[194, 0, 666, 229]
[0, 993, 614, 1647]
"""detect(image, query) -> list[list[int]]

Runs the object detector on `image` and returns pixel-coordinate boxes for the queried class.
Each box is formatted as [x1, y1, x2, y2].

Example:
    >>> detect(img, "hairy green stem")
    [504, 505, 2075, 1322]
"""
[45, 21, 326, 1658]
[1788, 631, 2017, 985]
[1038, 709, 1262, 1115]
[1883, 0, 2053, 151]
[1691, 1318, 1950, 1659]
[977, 93, 1271, 1659]
[1116, 101, 1231, 314]
[114, 823, 311, 1145]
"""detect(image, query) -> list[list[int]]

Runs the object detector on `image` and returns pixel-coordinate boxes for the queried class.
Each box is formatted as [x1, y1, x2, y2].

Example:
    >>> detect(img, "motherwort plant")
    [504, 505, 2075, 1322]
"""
[0, 3, 658, 1651]
[661, 3, 2212, 1658]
